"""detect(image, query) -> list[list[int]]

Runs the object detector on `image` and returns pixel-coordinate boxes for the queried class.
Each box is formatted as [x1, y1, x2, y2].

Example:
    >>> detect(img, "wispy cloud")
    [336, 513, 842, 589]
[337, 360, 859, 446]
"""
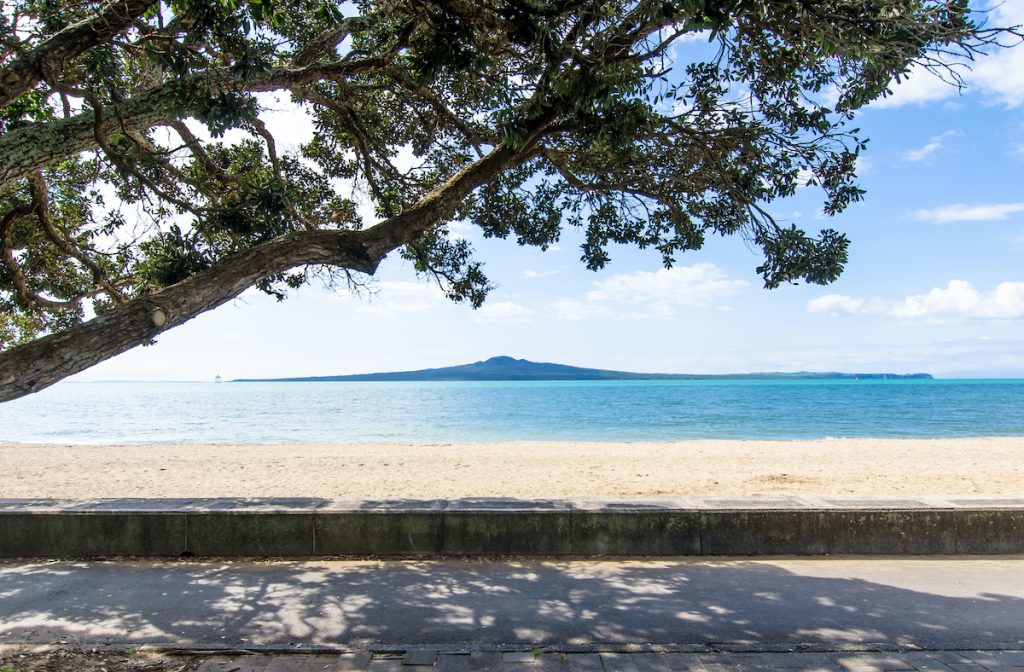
[344, 280, 533, 323]
[912, 203, 1024, 223]
[808, 280, 1024, 321]
[523, 269, 559, 279]
[796, 168, 817, 186]
[806, 294, 865, 316]
[355, 281, 448, 316]
[471, 301, 535, 323]
[586, 264, 746, 306]
[552, 263, 747, 320]
[445, 221, 475, 241]
[903, 130, 955, 162]
[728, 337, 1024, 377]
[550, 299, 612, 321]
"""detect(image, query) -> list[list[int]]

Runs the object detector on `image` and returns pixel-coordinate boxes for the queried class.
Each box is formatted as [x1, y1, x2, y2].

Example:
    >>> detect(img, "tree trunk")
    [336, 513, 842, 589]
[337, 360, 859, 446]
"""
[0, 137, 536, 401]
[0, 230, 376, 401]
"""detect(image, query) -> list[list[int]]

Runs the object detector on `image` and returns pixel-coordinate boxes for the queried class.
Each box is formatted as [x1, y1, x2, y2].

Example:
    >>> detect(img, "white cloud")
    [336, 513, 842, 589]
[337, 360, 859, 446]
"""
[892, 281, 986, 319]
[903, 141, 941, 162]
[471, 301, 535, 323]
[796, 168, 817, 186]
[523, 269, 559, 279]
[354, 282, 535, 322]
[807, 281, 1024, 321]
[355, 281, 447, 316]
[550, 299, 612, 321]
[969, 0, 1024, 108]
[871, 65, 957, 109]
[392, 144, 421, 174]
[553, 263, 747, 320]
[806, 294, 865, 316]
[586, 264, 746, 307]
[258, 94, 316, 152]
[912, 203, 1024, 223]
[902, 130, 956, 162]
[872, 2, 1024, 110]
[446, 221, 475, 241]
[896, 281, 1024, 320]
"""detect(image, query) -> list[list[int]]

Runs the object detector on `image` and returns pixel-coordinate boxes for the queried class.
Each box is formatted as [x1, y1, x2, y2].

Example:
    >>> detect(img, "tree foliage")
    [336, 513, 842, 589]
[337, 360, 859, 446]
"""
[0, 0, 1018, 399]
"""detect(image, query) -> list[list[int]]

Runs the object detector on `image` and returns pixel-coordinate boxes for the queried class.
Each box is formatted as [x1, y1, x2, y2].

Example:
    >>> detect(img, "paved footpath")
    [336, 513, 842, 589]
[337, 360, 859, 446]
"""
[3, 557, 1024, 670]
[191, 649, 1024, 671]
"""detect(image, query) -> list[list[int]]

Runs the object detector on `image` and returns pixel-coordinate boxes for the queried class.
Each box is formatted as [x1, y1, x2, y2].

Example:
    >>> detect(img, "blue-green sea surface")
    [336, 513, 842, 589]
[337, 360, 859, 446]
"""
[0, 379, 1022, 444]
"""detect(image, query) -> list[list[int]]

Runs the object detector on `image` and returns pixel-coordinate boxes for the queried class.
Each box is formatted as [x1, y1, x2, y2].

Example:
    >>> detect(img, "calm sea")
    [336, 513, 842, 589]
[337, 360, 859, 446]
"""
[0, 379, 1022, 444]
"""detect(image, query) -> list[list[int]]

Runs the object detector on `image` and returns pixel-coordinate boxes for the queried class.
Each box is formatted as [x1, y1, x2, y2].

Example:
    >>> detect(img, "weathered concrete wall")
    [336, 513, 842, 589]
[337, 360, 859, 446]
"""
[1, 497, 1022, 558]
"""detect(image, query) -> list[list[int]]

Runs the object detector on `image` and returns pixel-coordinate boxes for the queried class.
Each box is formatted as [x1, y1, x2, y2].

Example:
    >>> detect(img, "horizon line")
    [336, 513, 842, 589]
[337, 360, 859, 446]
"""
[65, 374, 1024, 384]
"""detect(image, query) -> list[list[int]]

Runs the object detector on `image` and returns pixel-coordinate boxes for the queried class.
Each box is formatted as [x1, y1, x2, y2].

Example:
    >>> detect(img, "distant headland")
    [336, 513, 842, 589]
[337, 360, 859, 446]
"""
[234, 356, 933, 382]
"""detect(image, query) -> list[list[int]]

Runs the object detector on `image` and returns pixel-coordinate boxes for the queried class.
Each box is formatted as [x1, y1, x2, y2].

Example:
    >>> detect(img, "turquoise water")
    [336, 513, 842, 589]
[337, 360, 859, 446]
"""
[0, 379, 1022, 444]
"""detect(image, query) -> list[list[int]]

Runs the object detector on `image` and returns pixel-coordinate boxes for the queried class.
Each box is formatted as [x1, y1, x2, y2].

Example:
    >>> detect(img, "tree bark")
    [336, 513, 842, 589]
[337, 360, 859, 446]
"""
[0, 136, 536, 402]
[0, 0, 158, 109]
[0, 229, 376, 401]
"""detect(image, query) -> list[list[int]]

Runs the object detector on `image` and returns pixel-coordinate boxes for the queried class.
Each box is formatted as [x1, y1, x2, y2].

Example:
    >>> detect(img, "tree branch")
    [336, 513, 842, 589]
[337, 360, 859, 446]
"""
[27, 171, 125, 302]
[163, 119, 240, 185]
[0, 55, 391, 188]
[0, 228, 375, 400]
[291, 17, 370, 67]
[1, 199, 81, 311]
[383, 66, 496, 148]
[0, 0, 158, 108]
[0, 135, 545, 400]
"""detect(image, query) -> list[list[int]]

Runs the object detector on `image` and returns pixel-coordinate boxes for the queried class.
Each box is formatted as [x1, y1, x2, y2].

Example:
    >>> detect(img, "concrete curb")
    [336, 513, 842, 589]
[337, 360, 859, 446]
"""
[1, 496, 1022, 557]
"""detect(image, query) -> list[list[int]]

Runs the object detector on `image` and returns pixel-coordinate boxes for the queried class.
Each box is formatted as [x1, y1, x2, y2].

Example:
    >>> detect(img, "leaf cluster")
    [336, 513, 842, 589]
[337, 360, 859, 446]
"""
[0, 0, 1016, 346]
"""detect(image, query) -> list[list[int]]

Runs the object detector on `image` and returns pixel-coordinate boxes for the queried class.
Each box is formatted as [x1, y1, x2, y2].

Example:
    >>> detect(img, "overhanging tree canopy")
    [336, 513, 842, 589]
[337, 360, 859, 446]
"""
[0, 0, 1017, 401]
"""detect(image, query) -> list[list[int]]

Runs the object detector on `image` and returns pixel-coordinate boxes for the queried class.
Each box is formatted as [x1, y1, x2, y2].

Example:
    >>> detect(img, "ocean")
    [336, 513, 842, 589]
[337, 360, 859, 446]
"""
[0, 379, 1022, 444]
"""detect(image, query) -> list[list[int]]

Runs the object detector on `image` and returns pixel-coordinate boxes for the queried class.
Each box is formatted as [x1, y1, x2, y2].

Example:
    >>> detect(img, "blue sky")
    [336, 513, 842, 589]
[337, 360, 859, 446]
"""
[75, 3, 1024, 381]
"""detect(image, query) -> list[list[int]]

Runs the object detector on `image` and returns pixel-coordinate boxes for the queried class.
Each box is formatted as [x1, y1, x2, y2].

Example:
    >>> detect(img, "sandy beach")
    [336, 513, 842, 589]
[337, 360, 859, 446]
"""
[2, 437, 1022, 498]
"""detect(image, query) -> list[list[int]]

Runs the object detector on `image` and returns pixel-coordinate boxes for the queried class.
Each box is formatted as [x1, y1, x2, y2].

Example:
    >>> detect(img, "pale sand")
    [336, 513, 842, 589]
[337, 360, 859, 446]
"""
[2, 438, 1023, 499]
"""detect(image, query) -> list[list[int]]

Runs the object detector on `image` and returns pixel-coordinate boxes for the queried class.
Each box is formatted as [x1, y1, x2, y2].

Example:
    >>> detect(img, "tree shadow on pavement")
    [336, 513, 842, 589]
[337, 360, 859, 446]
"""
[0, 558, 1021, 650]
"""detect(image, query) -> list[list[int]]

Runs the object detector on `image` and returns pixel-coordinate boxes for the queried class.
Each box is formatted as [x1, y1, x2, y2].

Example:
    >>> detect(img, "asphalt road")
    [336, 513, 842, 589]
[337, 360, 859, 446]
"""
[2, 557, 1023, 651]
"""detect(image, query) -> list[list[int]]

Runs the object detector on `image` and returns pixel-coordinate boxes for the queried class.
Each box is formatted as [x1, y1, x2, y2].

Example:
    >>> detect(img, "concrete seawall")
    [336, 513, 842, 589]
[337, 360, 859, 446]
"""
[1, 497, 1022, 557]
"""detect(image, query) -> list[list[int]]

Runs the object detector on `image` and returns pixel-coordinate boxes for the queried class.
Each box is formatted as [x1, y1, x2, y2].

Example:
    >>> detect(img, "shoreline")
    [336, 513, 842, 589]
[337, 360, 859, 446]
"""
[3, 437, 1023, 499]
[5, 433, 1024, 447]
